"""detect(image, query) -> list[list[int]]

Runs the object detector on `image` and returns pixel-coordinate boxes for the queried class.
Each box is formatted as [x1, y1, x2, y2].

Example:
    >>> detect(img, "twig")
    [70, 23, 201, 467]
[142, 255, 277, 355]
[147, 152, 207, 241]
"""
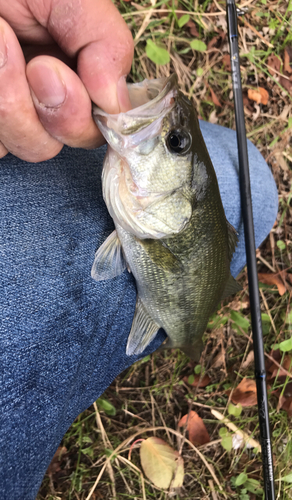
[134, 0, 157, 44]
[208, 479, 219, 500]
[259, 288, 278, 336]
[242, 17, 274, 48]
[93, 402, 117, 500]
[123, 9, 225, 19]
[257, 253, 276, 273]
[211, 409, 262, 452]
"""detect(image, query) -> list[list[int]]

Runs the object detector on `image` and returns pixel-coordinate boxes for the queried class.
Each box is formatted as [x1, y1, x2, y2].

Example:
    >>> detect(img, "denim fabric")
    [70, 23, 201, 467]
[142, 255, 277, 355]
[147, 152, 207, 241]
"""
[0, 121, 278, 499]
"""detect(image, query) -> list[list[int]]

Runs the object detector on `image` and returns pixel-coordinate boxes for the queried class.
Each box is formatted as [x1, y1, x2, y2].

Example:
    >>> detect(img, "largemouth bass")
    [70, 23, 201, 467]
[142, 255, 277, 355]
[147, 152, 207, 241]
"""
[92, 74, 241, 360]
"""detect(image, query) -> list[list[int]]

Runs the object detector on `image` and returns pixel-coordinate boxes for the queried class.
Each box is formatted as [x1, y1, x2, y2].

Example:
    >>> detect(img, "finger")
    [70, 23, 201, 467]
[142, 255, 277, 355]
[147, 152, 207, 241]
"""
[0, 18, 62, 162]
[27, 56, 103, 149]
[36, 0, 134, 113]
[0, 142, 8, 158]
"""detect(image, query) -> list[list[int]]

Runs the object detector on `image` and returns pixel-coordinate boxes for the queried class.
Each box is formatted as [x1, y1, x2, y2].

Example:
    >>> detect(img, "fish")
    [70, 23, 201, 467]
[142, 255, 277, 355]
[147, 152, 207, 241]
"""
[91, 74, 241, 360]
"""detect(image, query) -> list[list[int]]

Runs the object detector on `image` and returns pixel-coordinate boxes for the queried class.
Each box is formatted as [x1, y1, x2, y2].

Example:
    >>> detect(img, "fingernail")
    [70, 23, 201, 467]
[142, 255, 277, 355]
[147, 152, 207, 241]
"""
[0, 28, 8, 68]
[27, 62, 66, 107]
[117, 76, 132, 112]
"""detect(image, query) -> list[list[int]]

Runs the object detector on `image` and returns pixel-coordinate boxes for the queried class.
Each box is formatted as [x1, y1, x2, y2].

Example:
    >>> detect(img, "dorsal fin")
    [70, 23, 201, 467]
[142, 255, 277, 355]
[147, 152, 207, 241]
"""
[91, 230, 127, 281]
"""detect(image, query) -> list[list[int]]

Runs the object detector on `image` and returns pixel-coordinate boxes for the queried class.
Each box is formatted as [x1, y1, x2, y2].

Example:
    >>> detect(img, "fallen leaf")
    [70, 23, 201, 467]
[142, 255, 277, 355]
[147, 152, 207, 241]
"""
[270, 354, 292, 379]
[258, 272, 287, 296]
[222, 54, 231, 71]
[273, 380, 292, 416]
[185, 19, 200, 37]
[140, 437, 184, 489]
[210, 86, 222, 107]
[208, 109, 218, 124]
[275, 388, 292, 417]
[267, 54, 281, 76]
[183, 373, 211, 388]
[248, 87, 269, 105]
[283, 381, 292, 399]
[47, 446, 67, 475]
[212, 351, 225, 369]
[284, 47, 292, 74]
[207, 35, 220, 50]
[243, 93, 254, 113]
[242, 350, 255, 370]
[230, 378, 257, 407]
[279, 75, 292, 93]
[266, 349, 282, 375]
[274, 151, 289, 171]
[178, 410, 210, 446]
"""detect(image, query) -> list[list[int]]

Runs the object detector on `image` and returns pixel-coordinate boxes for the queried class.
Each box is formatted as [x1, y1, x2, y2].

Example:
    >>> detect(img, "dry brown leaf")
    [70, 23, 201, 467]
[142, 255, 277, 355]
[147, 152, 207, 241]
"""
[248, 87, 269, 105]
[274, 383, 292, 417]
[258, 272, 287, 296]
[222, 54, 231, 71]
[230, 378, 257, 407]
[266, 349, 282, 375]
[210, 87, 222, 107]
[270, 354, 292, 380]
[207, 35, 220, 50]
[183, 373, 211, 388]
[185, 19, 200, 38]
[47, 446, 67, 474]
[267, 54, 281, 76]
[242, 350, 255, 370]
[178, 410, 210, 446]
[278, 395, 292, 417]
[212, 350, 225, 369]
[279, 75, 292, 93]
[284, 47, 292, 74]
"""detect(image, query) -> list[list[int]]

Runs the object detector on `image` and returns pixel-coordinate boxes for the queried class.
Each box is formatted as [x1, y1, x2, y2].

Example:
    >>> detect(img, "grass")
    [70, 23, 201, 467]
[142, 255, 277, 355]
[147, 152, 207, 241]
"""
[37, 0, 292, 498]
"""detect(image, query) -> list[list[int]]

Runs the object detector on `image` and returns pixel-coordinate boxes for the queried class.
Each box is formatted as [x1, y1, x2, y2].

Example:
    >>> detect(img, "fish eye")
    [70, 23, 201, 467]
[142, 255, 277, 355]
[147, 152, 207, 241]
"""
[166, 130, 191, 155]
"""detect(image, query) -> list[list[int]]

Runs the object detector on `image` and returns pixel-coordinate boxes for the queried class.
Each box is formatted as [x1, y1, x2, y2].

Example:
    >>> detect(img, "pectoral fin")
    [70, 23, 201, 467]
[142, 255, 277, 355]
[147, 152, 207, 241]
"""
[138, 239, 182, 273]
[126, 296, 160, 356]
[91, 230, 127, 281]
[220, 273, 242, 301]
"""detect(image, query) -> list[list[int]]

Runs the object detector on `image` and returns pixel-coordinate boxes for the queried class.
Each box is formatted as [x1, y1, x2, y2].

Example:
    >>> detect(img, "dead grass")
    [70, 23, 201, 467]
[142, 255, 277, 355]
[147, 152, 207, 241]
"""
[37, 1, 292, 499]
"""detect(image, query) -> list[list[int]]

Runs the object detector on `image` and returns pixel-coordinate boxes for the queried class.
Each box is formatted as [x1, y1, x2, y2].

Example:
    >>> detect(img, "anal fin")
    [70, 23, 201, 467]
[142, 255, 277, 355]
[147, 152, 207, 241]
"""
[158, 336, 203, 361]
[91, 230, 127, 281]
[126, 296, 160, 356]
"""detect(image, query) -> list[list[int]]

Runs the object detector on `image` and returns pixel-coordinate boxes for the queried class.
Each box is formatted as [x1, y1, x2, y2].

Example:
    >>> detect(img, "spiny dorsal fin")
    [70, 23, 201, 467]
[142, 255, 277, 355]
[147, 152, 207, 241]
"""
[126, 296, 160, 356]
[91, 230, 126, 281]
[138, 239, 182, 273]
[227, 219, 239, 261]
[220, 273, 242, 301]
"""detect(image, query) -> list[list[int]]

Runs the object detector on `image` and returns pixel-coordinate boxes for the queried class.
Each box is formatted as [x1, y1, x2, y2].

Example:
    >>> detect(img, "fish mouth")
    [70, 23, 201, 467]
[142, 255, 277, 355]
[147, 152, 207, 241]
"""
[92, 74, 178, 143]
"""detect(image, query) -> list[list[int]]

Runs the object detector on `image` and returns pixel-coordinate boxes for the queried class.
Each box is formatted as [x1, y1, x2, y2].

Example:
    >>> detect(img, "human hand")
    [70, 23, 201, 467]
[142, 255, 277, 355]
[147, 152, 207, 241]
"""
[0, 0, 133, 162]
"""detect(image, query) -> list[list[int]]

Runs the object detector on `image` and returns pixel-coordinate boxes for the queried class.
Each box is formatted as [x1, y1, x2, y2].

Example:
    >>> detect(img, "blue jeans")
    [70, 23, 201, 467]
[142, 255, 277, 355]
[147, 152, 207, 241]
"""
[0, 121, 278, 499]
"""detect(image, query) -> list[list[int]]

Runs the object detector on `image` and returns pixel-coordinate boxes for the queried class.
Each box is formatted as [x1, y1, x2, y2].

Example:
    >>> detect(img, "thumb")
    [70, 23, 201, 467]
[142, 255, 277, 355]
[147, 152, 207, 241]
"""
[45, 0, 134, 113]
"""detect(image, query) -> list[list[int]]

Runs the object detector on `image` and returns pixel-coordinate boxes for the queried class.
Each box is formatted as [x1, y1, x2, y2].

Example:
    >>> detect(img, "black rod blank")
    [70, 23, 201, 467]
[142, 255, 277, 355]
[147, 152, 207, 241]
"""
[226, 1, 275, 499]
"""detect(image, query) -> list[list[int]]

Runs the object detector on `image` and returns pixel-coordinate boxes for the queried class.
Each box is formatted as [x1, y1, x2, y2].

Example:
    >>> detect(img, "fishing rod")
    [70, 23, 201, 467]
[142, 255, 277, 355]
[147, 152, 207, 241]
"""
[226, 1, 275, 499]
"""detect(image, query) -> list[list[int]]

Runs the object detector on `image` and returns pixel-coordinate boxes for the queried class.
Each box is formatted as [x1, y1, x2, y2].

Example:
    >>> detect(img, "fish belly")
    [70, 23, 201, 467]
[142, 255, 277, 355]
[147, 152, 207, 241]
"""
[116, 222, 228, 356]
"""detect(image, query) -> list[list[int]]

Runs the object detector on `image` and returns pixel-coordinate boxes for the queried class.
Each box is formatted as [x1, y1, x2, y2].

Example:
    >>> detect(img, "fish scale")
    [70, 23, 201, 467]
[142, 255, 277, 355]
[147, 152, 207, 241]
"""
[91, 74, 241, 360]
